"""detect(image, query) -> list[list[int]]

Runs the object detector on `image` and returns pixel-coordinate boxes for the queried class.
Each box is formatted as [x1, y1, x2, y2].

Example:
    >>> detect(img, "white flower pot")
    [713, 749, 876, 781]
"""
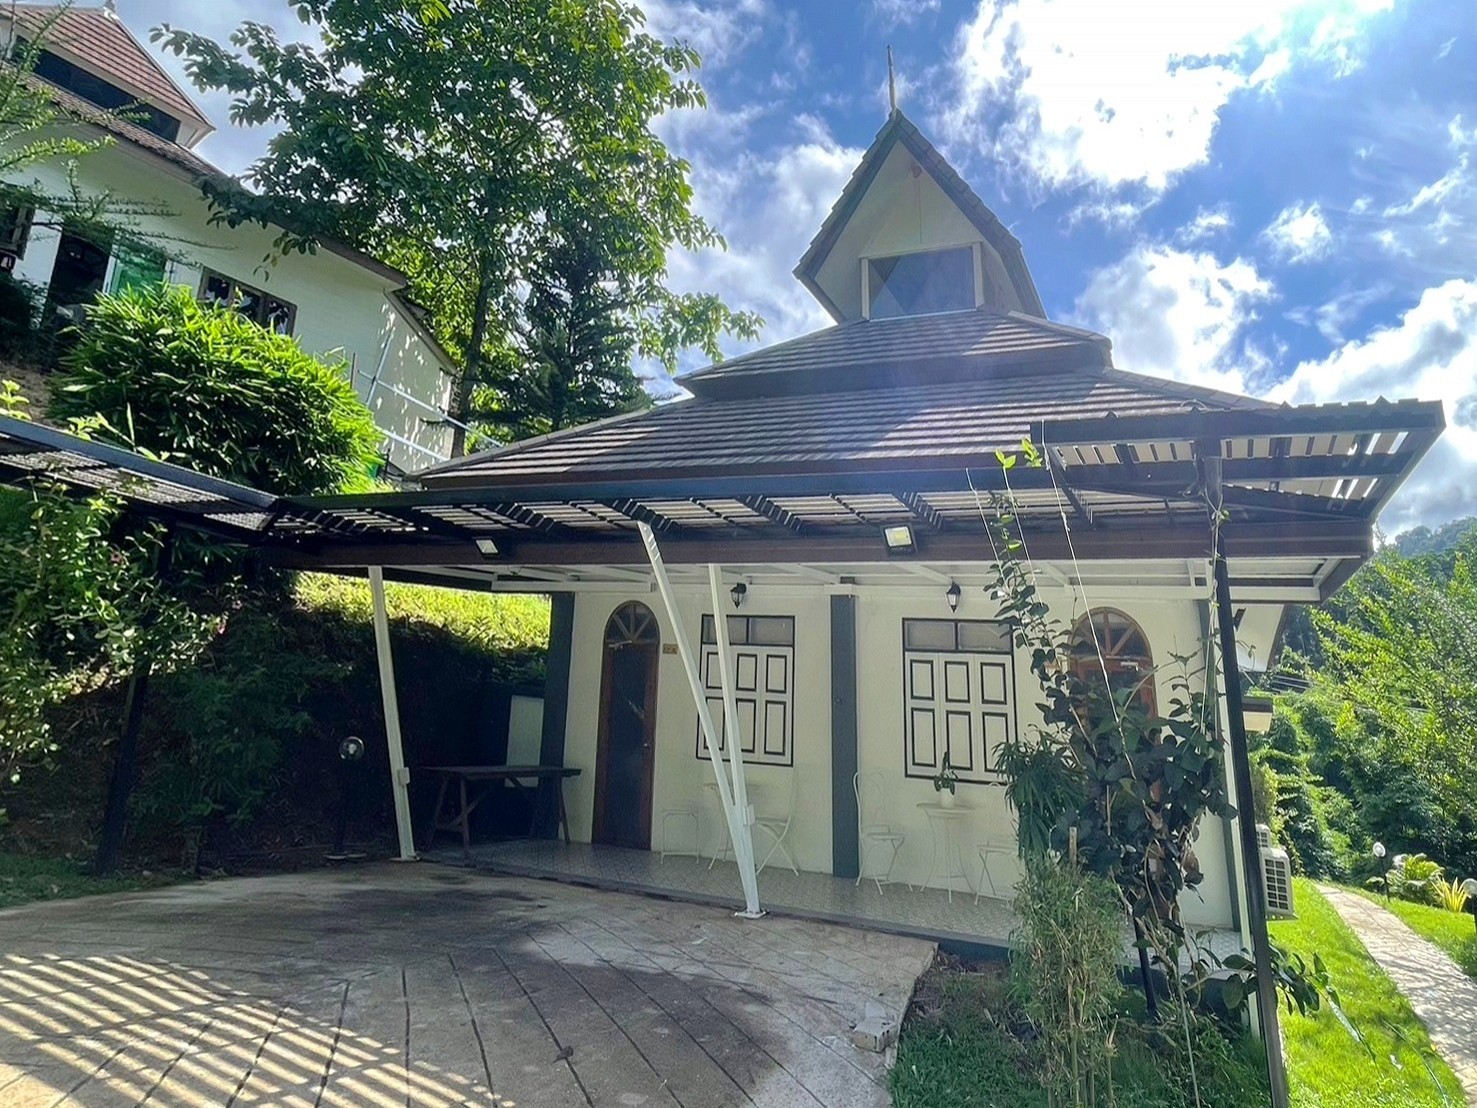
[939, 789, 956, 809]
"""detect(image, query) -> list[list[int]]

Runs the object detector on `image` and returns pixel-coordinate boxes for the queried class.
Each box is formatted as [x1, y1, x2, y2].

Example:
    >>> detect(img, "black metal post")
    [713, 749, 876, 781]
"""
[1203, 453, 1290, 1108]
[93, 528, 175, 876]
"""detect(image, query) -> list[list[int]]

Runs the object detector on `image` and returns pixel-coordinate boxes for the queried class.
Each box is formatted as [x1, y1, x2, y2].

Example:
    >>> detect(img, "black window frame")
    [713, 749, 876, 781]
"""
[200, 268, 297, 335]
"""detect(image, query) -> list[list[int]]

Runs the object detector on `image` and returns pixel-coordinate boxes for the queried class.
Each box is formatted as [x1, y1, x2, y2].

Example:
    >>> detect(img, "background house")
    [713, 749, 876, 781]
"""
[0, 3, 456, 473]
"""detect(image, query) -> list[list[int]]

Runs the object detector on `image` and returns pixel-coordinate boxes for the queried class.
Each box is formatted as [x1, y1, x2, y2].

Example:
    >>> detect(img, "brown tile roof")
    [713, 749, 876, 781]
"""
[418, 364, 1276, 487]
[10, 5, 211, 130]
[18, 70, 410, 285]
[29, 70, 218, 177]
[794, 111, 1045, 320]
[683, 310, 1111, 399]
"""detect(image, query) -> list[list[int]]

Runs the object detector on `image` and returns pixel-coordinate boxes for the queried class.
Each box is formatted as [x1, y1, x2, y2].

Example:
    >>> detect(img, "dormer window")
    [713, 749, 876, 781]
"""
[865, 245, 977, 320]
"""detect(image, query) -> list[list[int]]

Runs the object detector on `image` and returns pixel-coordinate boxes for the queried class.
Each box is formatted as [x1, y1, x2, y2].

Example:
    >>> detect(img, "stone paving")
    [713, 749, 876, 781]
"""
[0, 864, 936, 1107]
[1319, 885, 1477, 1106]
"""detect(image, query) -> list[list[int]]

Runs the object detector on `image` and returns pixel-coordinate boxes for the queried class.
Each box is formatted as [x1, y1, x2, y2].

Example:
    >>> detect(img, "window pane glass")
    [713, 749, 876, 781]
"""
[700, 614, 716, 644]
[202, 272, 232, 306]
[868, 246, 974, 319]
[904, 619, 956, 650]
[726, 615, 748, 645]
[263, 297, 295, 334]
[109, 245, 165, 295]
[747, 617, 793, 646]
[958, 621, 1010, 652]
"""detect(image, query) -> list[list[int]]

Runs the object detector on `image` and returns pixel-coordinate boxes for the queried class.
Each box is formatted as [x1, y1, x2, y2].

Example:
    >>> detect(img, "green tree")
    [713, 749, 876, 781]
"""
[153, 0, 760, 454]
[1313, 544, 1477, 874]
[47, 283, 381, 495]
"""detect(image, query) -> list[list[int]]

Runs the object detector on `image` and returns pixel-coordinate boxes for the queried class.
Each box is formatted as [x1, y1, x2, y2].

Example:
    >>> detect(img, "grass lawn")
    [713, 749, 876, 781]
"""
[0, 852, 178, 910]
[1351, 887, 1477, 983]
[1268, 878, 1464, 1107]
[889, 957, 1268, 1108]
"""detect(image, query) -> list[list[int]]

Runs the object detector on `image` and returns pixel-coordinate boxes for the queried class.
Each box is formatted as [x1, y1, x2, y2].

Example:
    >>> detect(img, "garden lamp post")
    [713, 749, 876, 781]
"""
[327, 736, 368, 862]
[1373, 841, 1389, 900]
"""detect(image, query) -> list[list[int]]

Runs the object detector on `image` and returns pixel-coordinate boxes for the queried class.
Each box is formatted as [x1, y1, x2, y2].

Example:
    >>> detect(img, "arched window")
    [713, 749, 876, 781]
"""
[605, 602, 659, 649]
[1069, 609, 1156, 715]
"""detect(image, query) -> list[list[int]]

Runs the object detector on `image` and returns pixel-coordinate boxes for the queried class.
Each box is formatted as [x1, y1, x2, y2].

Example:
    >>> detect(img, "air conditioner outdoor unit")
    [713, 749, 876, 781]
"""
[1260, 845, 1295, 918]
[1255, 823, 1274, 850]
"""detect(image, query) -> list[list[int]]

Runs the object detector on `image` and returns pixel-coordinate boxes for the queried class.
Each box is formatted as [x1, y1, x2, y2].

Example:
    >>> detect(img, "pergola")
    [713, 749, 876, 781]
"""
[0, 397, 1444, 1099]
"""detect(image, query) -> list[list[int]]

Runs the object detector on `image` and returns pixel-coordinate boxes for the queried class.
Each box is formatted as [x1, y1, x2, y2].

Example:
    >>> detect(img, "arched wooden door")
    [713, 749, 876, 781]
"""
[593, 602, 660, 849]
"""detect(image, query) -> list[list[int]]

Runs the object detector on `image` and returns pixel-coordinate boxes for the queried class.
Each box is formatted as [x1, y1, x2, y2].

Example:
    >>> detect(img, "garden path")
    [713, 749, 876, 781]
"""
[1320, 884, 1477, 1106]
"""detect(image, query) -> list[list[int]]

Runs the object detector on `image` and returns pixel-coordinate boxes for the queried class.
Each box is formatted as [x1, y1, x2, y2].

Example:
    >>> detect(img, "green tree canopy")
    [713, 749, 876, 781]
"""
[154, 0, 760, 453]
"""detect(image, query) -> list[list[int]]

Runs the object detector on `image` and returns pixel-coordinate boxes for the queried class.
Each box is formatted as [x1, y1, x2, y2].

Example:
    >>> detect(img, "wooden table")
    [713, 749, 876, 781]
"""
[422, 765, 581, 853]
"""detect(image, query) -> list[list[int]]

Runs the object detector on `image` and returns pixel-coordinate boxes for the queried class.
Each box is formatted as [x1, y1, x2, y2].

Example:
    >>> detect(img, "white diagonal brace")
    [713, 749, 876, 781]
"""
[368, 566, 417, 861]
[708, 564, 754, 834]
[639, 523, 763, 916]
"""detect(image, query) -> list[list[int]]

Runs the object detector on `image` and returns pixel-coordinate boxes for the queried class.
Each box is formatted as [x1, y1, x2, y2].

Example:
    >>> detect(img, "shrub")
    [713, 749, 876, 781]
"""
[1372, 853, 1445, 904]
[48, 283, 381, 494]
[1010, 856, 1124, 1105]
[1432, 877, 1469, 914]
[0, 273, 40, 358]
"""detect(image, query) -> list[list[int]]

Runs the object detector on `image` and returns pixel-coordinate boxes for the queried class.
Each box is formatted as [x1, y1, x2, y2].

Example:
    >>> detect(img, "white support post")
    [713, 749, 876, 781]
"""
[640, 524, 763, 917]
[707, 565, 753, 829]
[368, 567, 418, 861]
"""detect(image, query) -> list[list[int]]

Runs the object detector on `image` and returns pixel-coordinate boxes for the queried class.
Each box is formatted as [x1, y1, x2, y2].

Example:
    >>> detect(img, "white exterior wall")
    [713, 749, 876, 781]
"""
[5, 137, 453, 470]
[556, 576, 1238, 929]
[562, 586, 834, 874]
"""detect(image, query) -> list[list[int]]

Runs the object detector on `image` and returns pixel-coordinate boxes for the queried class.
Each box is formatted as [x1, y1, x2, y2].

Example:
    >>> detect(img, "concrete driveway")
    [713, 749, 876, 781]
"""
[0, 864, 935, 1107]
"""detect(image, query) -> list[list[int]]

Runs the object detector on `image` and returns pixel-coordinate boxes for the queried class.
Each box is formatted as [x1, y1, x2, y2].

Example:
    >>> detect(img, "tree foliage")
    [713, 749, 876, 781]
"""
[153, 0, 761, 452]
[47, 284, 381, 495]
[1306, 539, 1477, 876]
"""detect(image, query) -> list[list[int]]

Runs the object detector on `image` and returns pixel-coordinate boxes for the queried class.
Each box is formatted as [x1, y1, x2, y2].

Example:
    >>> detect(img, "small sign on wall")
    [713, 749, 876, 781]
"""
[662, 643, 678, 655]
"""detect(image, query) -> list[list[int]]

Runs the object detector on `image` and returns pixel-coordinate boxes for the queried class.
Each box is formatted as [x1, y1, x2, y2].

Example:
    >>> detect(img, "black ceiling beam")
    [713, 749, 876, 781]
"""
[1032, 400, 1444, 447]
[895, 491, 947, 531]
[600, 498, 677, 533]
[737, 494, 809, 534]
[269, 515, 1373, 571]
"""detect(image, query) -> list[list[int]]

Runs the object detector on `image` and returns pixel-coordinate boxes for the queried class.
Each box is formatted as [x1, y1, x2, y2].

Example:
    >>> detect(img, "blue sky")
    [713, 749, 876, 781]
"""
[135, 0, 1477, 533]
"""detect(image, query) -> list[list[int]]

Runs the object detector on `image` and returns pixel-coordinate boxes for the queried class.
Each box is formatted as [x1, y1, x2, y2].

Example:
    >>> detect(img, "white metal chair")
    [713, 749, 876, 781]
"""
[975, 841, 1012, 903]
[753, 772, 799, 875]
[659, 805, 700, 861]
[854, 771, 905, 893]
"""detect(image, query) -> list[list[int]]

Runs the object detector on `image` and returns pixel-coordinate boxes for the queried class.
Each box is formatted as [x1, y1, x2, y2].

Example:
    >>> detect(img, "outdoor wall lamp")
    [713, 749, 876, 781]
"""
[946, 581, 961, 612]
[882, 523, 915, 554]
[731, 582, 748, 609]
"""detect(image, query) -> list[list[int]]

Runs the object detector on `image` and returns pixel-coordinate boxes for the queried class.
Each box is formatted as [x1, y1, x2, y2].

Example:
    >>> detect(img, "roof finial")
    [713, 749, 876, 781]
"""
[887, 45, 898, 115]
[102, 0, 118, 16]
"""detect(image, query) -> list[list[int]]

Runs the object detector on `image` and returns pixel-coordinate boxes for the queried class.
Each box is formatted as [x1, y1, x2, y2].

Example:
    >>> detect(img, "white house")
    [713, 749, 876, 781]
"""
[0, 3, 457, 472]
[195, 109, 1433, 941]
[0, 108, 1443, 1062]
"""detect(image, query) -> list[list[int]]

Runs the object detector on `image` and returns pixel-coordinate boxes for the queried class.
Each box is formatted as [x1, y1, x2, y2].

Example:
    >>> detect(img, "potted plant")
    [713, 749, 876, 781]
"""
[933, 754, 959, 808]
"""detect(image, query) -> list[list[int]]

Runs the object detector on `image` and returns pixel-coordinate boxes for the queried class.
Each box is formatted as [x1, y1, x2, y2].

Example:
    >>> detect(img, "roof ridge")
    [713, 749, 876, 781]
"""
[1098, 367, 1279, 411]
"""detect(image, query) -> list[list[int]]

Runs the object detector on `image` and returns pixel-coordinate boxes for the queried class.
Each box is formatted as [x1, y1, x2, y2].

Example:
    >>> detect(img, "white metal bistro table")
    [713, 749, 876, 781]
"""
[917, 800, 972, 903]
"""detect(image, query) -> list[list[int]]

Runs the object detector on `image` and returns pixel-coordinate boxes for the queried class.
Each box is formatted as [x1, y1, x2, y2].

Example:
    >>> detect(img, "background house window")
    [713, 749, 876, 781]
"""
[695, 615, 795, 766]
[201, 269, 297, 334]
[866, 245, 975, 319]
[902, 618, 1013, 785]
[108, 243, 166, 295]
[1069, 609, 1156, 714]
[0, 204, 34, 259]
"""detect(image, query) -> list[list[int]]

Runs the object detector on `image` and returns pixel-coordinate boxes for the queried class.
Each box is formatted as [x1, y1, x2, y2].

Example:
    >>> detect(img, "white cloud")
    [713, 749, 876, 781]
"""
[1073, 244, 1274, 394]
[660, 119, 864, 369]
[1178, 206, 1234, 244]
[871, 0, 941, 27]
[1262, 201, 1334, 262]
[1064, 198, 1145, 231]
[935, 0, 1393, 195]
[640, 0, 770, 70]
[1269, 280, 1477, 532]
[1366, 115, 1475, 272]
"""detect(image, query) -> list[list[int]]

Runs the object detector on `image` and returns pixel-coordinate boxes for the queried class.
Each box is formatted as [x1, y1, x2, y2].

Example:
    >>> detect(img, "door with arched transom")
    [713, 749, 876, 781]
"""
[593, 602, 660, 848]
